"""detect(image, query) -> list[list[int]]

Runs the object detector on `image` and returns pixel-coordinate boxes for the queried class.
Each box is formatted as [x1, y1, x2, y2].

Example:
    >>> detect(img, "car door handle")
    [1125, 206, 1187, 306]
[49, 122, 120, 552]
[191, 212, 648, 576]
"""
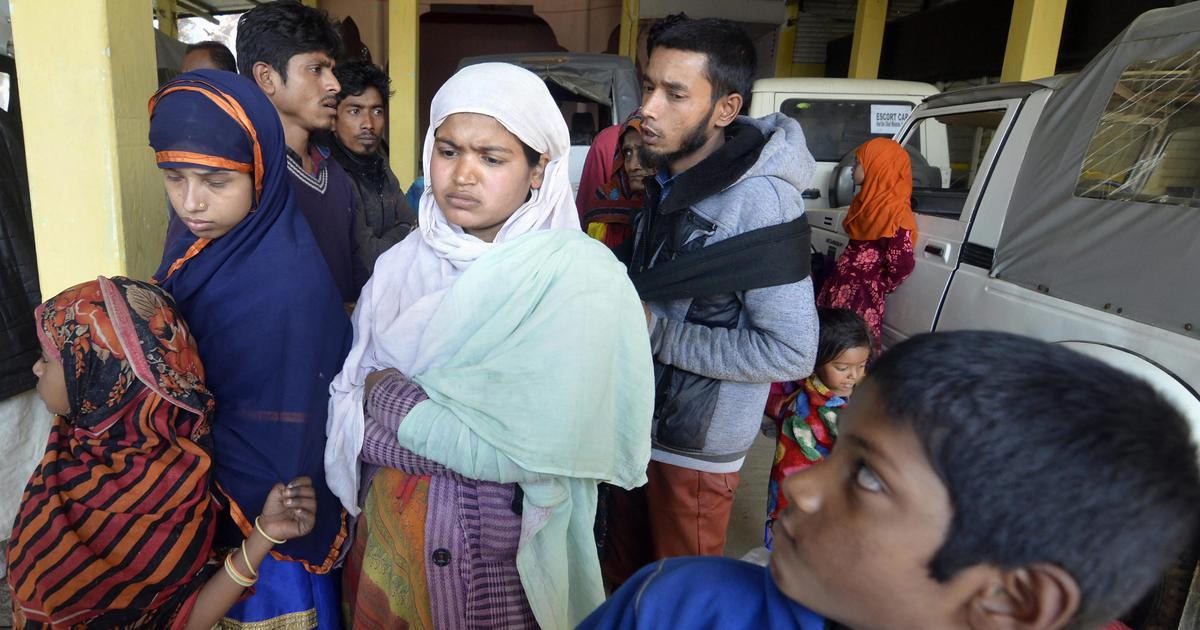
[802, 188, 821, 200]
[923, 241, 951, 263]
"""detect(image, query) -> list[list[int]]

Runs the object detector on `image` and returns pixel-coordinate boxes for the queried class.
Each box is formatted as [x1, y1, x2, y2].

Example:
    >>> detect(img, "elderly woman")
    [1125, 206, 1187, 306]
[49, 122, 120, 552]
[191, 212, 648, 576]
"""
[579, 111, 651, 259]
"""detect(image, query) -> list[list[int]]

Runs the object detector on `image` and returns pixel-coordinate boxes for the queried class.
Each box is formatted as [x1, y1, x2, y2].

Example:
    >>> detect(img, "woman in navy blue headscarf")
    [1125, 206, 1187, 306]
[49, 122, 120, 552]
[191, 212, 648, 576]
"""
[149, 69, 351, 629]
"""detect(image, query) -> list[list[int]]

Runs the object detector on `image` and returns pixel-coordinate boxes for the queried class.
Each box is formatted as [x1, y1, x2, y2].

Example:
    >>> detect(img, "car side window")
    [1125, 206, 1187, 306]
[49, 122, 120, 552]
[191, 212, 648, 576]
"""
[900, 109, 1005, 219]
[1076, 47, 1200, 206]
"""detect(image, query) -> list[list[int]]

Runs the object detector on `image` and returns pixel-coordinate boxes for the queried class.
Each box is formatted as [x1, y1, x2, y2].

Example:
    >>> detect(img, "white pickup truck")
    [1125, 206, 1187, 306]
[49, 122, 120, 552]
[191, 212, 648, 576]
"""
[748, 77, 942, 209]
[811, 6, 1200, 625]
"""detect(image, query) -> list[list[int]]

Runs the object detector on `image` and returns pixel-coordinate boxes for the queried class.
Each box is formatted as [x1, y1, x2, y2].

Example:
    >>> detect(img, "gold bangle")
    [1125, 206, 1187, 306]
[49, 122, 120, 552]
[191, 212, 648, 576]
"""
[254, 516, 286, 545]
[240, 541, 258, 580]
[225, 552, 255, 587]
[224, 552, 256, 588]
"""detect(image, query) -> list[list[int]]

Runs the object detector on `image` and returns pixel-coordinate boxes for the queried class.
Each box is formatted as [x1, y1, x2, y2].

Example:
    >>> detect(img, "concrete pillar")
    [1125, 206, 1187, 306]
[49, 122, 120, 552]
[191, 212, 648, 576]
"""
[1000, 0, 1067, 82]
[388, 0, 419, 185]
[775, 0, 799, 78]
[791, 63, 825, 78]
[619, 0, 639, 64]
[848, 0, 887, 79]
[11, 0, 163, 296]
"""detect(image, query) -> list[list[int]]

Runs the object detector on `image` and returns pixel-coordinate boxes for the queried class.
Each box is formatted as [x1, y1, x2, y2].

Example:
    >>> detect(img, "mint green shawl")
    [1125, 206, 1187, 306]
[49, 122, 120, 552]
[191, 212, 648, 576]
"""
[396, 229, 654, 629]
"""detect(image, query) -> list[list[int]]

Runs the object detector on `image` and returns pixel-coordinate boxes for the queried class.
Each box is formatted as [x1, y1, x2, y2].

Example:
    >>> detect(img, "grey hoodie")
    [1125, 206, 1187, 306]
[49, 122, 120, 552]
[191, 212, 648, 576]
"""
[633, 113, 819, 473]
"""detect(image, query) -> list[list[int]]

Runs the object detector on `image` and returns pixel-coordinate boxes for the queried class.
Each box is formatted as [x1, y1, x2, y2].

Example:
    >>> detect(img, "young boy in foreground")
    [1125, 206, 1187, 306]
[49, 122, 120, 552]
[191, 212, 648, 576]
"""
[580, 331, 1200, 630]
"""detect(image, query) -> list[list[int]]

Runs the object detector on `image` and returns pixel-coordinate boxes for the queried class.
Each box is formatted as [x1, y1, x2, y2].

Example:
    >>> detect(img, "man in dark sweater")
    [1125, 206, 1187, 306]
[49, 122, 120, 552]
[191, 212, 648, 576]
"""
[237, 0, 368, 304]
[328, 60, 417, 270]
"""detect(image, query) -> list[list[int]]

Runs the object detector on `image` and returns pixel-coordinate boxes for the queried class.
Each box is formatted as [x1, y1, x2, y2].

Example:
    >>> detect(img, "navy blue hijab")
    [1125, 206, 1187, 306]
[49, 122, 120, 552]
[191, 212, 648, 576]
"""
[150, 70, 351, 570]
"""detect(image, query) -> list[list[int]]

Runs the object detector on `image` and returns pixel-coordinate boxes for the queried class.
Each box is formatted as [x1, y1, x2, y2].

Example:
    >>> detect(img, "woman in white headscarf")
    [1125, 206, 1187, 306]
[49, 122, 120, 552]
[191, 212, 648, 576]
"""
[326, 63, 653, 630]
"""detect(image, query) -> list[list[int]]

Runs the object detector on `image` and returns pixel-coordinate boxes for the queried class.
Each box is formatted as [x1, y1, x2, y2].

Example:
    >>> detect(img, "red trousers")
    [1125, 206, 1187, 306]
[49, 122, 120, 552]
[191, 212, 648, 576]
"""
[602, 460, 740, 587]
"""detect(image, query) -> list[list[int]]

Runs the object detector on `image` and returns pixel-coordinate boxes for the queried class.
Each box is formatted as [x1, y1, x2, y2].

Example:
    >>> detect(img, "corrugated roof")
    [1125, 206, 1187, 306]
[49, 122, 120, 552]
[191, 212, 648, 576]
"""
[792, 0, 924, 64]
[175, 0, 260, 18]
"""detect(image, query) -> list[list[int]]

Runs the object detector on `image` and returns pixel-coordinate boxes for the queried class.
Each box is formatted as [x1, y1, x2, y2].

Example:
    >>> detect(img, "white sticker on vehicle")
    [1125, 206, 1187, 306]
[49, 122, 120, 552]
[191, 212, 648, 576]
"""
[869, 104, 912, 134]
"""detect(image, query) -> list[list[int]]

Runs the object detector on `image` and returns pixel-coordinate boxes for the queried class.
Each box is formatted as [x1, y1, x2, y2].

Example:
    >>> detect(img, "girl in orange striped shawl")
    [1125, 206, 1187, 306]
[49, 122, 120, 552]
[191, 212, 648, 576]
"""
[7, 276, 317, 629]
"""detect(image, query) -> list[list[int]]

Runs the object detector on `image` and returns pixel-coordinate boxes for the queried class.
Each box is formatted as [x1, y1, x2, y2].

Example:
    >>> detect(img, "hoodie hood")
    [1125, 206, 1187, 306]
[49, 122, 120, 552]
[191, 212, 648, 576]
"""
[732, 113, 815, 219]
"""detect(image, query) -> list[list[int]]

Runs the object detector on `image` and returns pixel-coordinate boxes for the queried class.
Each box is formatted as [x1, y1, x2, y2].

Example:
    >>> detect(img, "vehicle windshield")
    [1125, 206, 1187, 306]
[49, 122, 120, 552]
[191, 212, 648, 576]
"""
[780, 98, 913, 161]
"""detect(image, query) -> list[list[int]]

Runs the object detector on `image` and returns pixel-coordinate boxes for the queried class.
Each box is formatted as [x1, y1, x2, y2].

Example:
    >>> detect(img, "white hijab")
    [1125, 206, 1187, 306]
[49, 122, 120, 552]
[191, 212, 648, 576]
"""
[325, 63, 579, 514]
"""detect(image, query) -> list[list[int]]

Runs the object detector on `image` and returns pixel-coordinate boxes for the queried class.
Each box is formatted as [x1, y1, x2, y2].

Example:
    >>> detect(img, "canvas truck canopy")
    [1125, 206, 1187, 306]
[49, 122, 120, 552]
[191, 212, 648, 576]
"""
[921, 78, 1064, 110]
[994, 2, 1200, 341]
[458, 52, 640, 123]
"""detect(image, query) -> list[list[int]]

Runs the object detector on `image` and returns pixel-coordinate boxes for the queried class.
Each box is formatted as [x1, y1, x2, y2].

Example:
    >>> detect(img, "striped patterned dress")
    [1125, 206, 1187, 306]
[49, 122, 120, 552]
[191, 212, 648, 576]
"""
[342, 373, 536, 629]
[6, 277, 217, 629]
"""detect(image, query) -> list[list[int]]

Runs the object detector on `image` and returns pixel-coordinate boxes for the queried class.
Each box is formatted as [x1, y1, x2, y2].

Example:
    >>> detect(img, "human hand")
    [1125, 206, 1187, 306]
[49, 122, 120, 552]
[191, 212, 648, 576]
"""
[364, 368, 400, 398]
[641, 301, 652, 328]
[257, 477, 317, 544]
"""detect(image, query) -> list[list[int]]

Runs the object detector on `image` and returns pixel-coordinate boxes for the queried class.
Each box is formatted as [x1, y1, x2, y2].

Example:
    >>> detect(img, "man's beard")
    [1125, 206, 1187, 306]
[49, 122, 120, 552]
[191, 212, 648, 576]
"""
[638, 101, 717, 170]
[353, 136, 380, 157]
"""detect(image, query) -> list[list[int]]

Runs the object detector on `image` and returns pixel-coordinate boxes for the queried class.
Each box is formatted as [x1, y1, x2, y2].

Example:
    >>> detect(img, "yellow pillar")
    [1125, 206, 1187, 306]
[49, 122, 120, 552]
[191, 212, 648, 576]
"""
[388, 0, 419, 185]
[790, 63, 826, 77]
[12, 0, 163, 296]
[1000, 0, 1067, 82]
[156, 0, 178, 38]
[775, 1, 799, 78]
[847, 0, 887, 79]
[618, 0, 639, 64]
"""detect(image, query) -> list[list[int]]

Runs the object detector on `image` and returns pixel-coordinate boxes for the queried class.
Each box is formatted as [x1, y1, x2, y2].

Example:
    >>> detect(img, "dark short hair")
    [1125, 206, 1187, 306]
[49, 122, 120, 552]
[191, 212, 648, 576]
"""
[815, 307, 874, 367]
[869, 331, 1200, 627]
[646, 13, 756, 101]
[185, 41, 236, 73]
[235, 0, 342, 81]
[334, 60, 392, 103]
[517, 141, 541, 168]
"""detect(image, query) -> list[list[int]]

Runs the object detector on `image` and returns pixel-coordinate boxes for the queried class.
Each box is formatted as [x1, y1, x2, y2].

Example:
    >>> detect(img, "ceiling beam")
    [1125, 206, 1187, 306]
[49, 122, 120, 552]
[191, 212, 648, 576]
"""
[176, 0, 219, 23]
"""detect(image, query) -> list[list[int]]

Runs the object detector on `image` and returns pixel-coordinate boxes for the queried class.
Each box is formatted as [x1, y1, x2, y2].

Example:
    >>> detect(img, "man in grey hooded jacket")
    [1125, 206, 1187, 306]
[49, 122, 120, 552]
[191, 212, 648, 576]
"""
[604, 14, 818, 584]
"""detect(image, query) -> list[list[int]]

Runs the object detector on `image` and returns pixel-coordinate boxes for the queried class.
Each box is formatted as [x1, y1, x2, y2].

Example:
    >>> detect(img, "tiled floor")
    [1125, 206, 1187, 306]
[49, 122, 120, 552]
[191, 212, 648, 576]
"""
[724, 428, 775, 560]
[0, 584, 9, 630]
[1, 540, 10, 629]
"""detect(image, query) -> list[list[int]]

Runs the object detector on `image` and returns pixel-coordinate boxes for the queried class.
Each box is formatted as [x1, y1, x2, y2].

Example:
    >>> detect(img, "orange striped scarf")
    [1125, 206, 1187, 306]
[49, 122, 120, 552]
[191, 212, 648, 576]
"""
[6, 277, 217, 629]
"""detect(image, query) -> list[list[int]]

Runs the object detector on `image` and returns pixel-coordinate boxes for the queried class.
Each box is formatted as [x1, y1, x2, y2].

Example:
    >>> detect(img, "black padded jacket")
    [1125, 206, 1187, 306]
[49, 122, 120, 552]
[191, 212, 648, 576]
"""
[0, 108, 40, 401]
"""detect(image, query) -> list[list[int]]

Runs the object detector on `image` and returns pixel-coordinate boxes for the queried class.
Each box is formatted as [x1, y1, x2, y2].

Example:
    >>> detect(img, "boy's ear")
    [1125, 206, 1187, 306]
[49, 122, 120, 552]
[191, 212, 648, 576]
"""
[252, 61, 277, 95]
[967, 565, 1081, 630]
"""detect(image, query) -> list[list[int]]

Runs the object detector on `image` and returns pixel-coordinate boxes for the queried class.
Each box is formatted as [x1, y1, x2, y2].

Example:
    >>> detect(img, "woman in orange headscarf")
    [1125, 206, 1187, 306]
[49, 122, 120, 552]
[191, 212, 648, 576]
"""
[816, 138, 917, 347]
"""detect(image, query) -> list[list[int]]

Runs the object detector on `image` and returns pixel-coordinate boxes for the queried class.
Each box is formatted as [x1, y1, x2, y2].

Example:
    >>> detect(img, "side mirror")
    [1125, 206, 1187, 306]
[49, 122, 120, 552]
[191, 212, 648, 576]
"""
[829, 151, 856, 207]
